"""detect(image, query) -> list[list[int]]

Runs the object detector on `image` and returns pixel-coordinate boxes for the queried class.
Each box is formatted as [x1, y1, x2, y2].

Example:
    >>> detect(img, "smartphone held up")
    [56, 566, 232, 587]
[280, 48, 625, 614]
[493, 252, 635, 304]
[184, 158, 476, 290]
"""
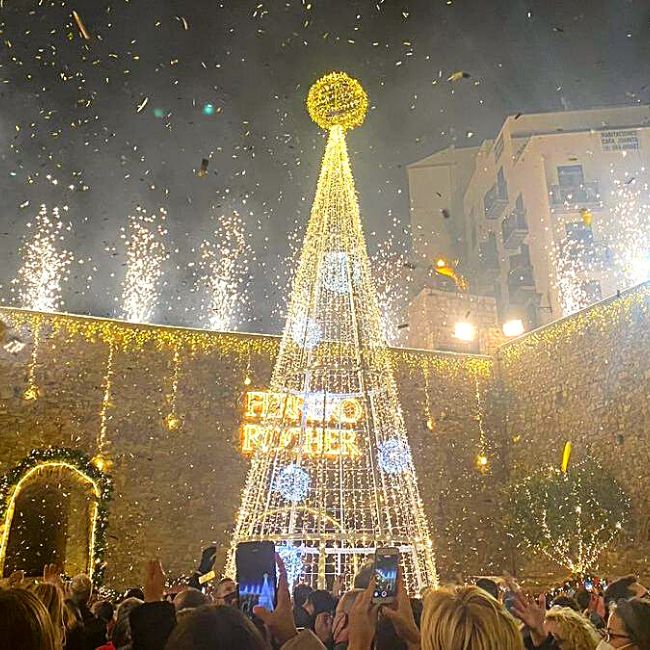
[235, 541, 277, 618]
[373, 547, 399, 604]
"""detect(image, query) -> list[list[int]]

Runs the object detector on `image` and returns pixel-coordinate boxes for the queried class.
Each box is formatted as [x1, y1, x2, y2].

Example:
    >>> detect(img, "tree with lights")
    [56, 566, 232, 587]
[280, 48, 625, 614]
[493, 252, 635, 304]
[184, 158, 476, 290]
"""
[228, 72, 437, 593]
[508, 460, 628, 576]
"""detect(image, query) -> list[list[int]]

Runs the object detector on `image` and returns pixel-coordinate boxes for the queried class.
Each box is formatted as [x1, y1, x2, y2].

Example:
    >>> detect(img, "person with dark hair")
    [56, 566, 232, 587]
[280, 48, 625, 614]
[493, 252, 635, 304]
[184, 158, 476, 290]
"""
[125, 588, 146, 601]
[213, 578, 238, 607]
[173, 588, 207, 613]
[0, 587, 57, 650]
[293, 584, 314, 628]
[605, 576, 648, 607]
[165, 604, 268, 650]
[302, 590, 336, 646]
[97, 597, 142, 650]
[551, 595, 580, 611]
[92, 600, 116, 641]
[353, 562, 374, 590]
[476, 578, 501, 602]
[603, 597, 650, 649]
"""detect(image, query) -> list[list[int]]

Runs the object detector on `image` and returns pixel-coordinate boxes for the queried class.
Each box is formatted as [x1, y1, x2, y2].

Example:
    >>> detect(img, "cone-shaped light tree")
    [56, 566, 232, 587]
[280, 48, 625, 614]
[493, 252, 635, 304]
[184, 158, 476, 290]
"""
[229, 72, 437, 593]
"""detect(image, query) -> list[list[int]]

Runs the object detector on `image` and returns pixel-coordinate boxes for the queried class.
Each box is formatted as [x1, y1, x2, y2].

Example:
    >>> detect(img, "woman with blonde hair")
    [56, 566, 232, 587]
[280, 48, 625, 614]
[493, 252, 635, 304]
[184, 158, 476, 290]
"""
[544, 606, 600, 649]
[31, 582, 66, 648]
[0, 587, 58, 650]
[420, 585, 524, 650]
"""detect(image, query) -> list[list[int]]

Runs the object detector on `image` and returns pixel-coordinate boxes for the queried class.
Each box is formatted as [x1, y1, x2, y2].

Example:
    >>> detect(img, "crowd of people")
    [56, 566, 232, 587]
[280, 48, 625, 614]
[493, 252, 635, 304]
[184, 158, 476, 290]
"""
[2, 556, 650, 650]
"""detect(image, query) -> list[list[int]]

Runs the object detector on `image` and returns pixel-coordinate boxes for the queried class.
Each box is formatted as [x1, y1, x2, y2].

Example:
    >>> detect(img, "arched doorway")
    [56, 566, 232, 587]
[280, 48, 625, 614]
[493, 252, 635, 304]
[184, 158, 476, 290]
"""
[0, 458, 104, 579]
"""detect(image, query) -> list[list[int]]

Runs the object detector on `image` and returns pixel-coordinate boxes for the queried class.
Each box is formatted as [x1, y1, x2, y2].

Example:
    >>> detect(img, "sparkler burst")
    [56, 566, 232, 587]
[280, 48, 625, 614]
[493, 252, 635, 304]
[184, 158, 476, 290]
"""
[14, 204, 73, 312]
[370, 227, 412, 345]
[120, 207, 169, 323]
[198, 211, 250, 331]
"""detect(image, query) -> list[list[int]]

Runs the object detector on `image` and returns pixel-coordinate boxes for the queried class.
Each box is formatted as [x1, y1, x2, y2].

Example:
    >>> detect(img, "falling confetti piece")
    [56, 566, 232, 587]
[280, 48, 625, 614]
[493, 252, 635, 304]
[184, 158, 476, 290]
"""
[72, 10, 91, 40]
[397, 323, 409, 329]
[447, 71, 471, 82]
[441, 208, 451, 219]
[177, 16, 189, 30]
[136, 97, 149, 113]
[198, 158, 209, 177]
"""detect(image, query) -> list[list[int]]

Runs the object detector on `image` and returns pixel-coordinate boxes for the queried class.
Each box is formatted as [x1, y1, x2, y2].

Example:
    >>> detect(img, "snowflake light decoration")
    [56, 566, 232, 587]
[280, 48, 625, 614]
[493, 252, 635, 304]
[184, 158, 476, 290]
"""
[378, 438, 412, 475]
[275, 464, 311, 502]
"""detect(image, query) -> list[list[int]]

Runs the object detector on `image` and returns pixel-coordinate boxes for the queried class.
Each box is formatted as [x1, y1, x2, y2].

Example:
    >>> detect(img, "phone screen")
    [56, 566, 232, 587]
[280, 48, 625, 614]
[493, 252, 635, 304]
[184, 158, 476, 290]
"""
[235, 541, 277, 618]
[373, 548, 398, 602]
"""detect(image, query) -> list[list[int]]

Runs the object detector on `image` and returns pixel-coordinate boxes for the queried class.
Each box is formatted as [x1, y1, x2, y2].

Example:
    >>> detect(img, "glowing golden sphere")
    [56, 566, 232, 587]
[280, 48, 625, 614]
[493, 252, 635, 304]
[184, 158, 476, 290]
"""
[307, 72, 368, 131]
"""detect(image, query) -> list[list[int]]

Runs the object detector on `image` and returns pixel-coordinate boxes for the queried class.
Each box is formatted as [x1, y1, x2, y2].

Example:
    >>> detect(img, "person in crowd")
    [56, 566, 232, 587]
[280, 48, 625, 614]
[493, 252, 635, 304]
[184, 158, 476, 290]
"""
[419, 584, 523, 650]
[129, 556, 327, 650]
[0, 587, 58, 650]
[97, 596, 142, 650]
[32, 582, 66, 649]
[332, 589, 363, 650]
[68, 573, 108, 649]
[302, 589, 336, 645]
[213, 577, 238, 607]
[173, 588, 207, 613]
[544, 606, 600, 649]
[352, 562, 374, 590]
[125, 588, 146, 601]
[476, 578, 501, 602]
[551, 595, 581, 611]
[605, 577, 649, 607]
[604, 597, 650, 649]
[93, 600, 116, 642]
[293, 583, 314, 628]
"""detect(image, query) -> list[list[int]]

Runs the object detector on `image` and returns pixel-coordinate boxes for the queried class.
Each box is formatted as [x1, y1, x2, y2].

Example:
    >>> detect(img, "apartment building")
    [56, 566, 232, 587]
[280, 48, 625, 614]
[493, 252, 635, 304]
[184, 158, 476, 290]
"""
[407, 104, 650, 333]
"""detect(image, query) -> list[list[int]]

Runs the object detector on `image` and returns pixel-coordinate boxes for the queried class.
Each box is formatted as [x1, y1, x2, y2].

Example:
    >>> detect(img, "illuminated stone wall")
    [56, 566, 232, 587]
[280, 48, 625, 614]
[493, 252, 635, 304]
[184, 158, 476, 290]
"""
[0, 308, 500, 588]
[497, 283, 650, 584]
[1, 282, 647, 589]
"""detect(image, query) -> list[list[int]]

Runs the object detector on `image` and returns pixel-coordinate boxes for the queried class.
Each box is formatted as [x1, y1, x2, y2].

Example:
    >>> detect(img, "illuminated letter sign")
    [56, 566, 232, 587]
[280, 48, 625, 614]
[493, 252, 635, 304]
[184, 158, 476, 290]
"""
[240, 391, 363, 459]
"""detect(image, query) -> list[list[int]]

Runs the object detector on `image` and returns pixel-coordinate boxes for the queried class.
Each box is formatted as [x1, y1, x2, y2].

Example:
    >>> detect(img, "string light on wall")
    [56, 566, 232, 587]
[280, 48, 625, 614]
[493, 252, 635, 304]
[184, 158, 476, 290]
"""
[474, 376, 489, 473]
[23, 318, 42, 401]
[96, 339, 116, 456]
[165, 347, 183, 431]
[275, 464, 311, 503]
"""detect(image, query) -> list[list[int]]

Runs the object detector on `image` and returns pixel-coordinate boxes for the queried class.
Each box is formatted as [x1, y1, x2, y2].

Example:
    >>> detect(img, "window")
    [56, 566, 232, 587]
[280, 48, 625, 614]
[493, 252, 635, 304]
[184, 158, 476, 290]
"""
[515, 193, 524, 213]
[497, 166, 508, 200]
[565, 221, 593, 246]
[601, 130, 640, 152]
[494, 134, 504, 161]
[580, 280, 602, 303]
[557, 165, 584, 188]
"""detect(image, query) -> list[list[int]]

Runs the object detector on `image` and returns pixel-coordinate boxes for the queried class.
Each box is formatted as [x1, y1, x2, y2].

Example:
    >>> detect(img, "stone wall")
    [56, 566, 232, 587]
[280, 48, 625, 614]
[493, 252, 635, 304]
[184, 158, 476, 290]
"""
[1, 282, 648, 590]
[0, 308, 500, 588]
[497, 283, 650, 584]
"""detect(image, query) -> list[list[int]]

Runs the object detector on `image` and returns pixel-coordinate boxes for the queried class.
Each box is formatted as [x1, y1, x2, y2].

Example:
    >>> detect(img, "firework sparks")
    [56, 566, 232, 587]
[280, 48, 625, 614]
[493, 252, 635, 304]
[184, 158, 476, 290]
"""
[120, 207, 169, 323]
[198, 211, 250, 331]
[14, 204, 72, 312]
[370, 227, 412, 345]
[609, 177, 650, 286]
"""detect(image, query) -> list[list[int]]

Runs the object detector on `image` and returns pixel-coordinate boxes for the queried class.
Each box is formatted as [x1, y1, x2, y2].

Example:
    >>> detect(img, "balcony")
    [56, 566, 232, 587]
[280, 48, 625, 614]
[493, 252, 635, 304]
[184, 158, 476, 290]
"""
[549, 181, 601, 211]
[508, 266, 536, 303]
[484, 184, 508, 220]
[502, 210, 529, 251]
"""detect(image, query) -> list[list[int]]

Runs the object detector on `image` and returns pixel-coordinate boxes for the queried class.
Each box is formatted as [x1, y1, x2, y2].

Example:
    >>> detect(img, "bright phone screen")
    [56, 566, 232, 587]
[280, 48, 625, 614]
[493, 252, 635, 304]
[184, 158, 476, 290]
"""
[235, 541, 277, 618]
[373, 549, 398, 599]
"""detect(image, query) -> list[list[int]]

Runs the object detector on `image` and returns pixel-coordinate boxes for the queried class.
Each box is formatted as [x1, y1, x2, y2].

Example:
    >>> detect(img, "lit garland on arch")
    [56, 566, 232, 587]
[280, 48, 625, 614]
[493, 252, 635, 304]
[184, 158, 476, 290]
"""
[0, 448, 112, 584]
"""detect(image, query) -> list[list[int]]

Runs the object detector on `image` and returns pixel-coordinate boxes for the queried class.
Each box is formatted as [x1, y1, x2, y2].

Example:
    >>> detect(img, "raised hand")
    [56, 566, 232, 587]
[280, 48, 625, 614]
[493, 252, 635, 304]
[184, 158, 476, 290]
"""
[511, 590, 547, 645]
[253, 554, 298, 646]
[143, 559, 166, 602]
[43, 564, 64, 590]
[382, 569, 420, 648]
[348, 577, 379, 650]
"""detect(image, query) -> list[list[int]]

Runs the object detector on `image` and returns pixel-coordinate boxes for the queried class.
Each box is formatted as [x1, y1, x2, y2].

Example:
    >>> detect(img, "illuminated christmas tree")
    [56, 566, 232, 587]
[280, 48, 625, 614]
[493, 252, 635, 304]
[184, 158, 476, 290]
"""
[229, 72, 437, 593]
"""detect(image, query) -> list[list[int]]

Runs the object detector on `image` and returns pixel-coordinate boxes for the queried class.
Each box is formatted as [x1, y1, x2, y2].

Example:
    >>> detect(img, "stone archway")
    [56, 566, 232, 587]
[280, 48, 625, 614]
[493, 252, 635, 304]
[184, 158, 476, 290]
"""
[0, 462, 101, 578]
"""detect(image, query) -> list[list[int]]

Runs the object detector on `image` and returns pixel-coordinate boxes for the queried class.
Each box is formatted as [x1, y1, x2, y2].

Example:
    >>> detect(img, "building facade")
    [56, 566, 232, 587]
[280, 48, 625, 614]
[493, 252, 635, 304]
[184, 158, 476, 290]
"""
[408, 105, 650, 332]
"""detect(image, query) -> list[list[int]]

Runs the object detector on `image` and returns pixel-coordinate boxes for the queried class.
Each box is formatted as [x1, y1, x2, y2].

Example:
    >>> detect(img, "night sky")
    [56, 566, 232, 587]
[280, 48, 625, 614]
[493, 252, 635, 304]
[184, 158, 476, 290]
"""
[1, 0, 649, 333]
